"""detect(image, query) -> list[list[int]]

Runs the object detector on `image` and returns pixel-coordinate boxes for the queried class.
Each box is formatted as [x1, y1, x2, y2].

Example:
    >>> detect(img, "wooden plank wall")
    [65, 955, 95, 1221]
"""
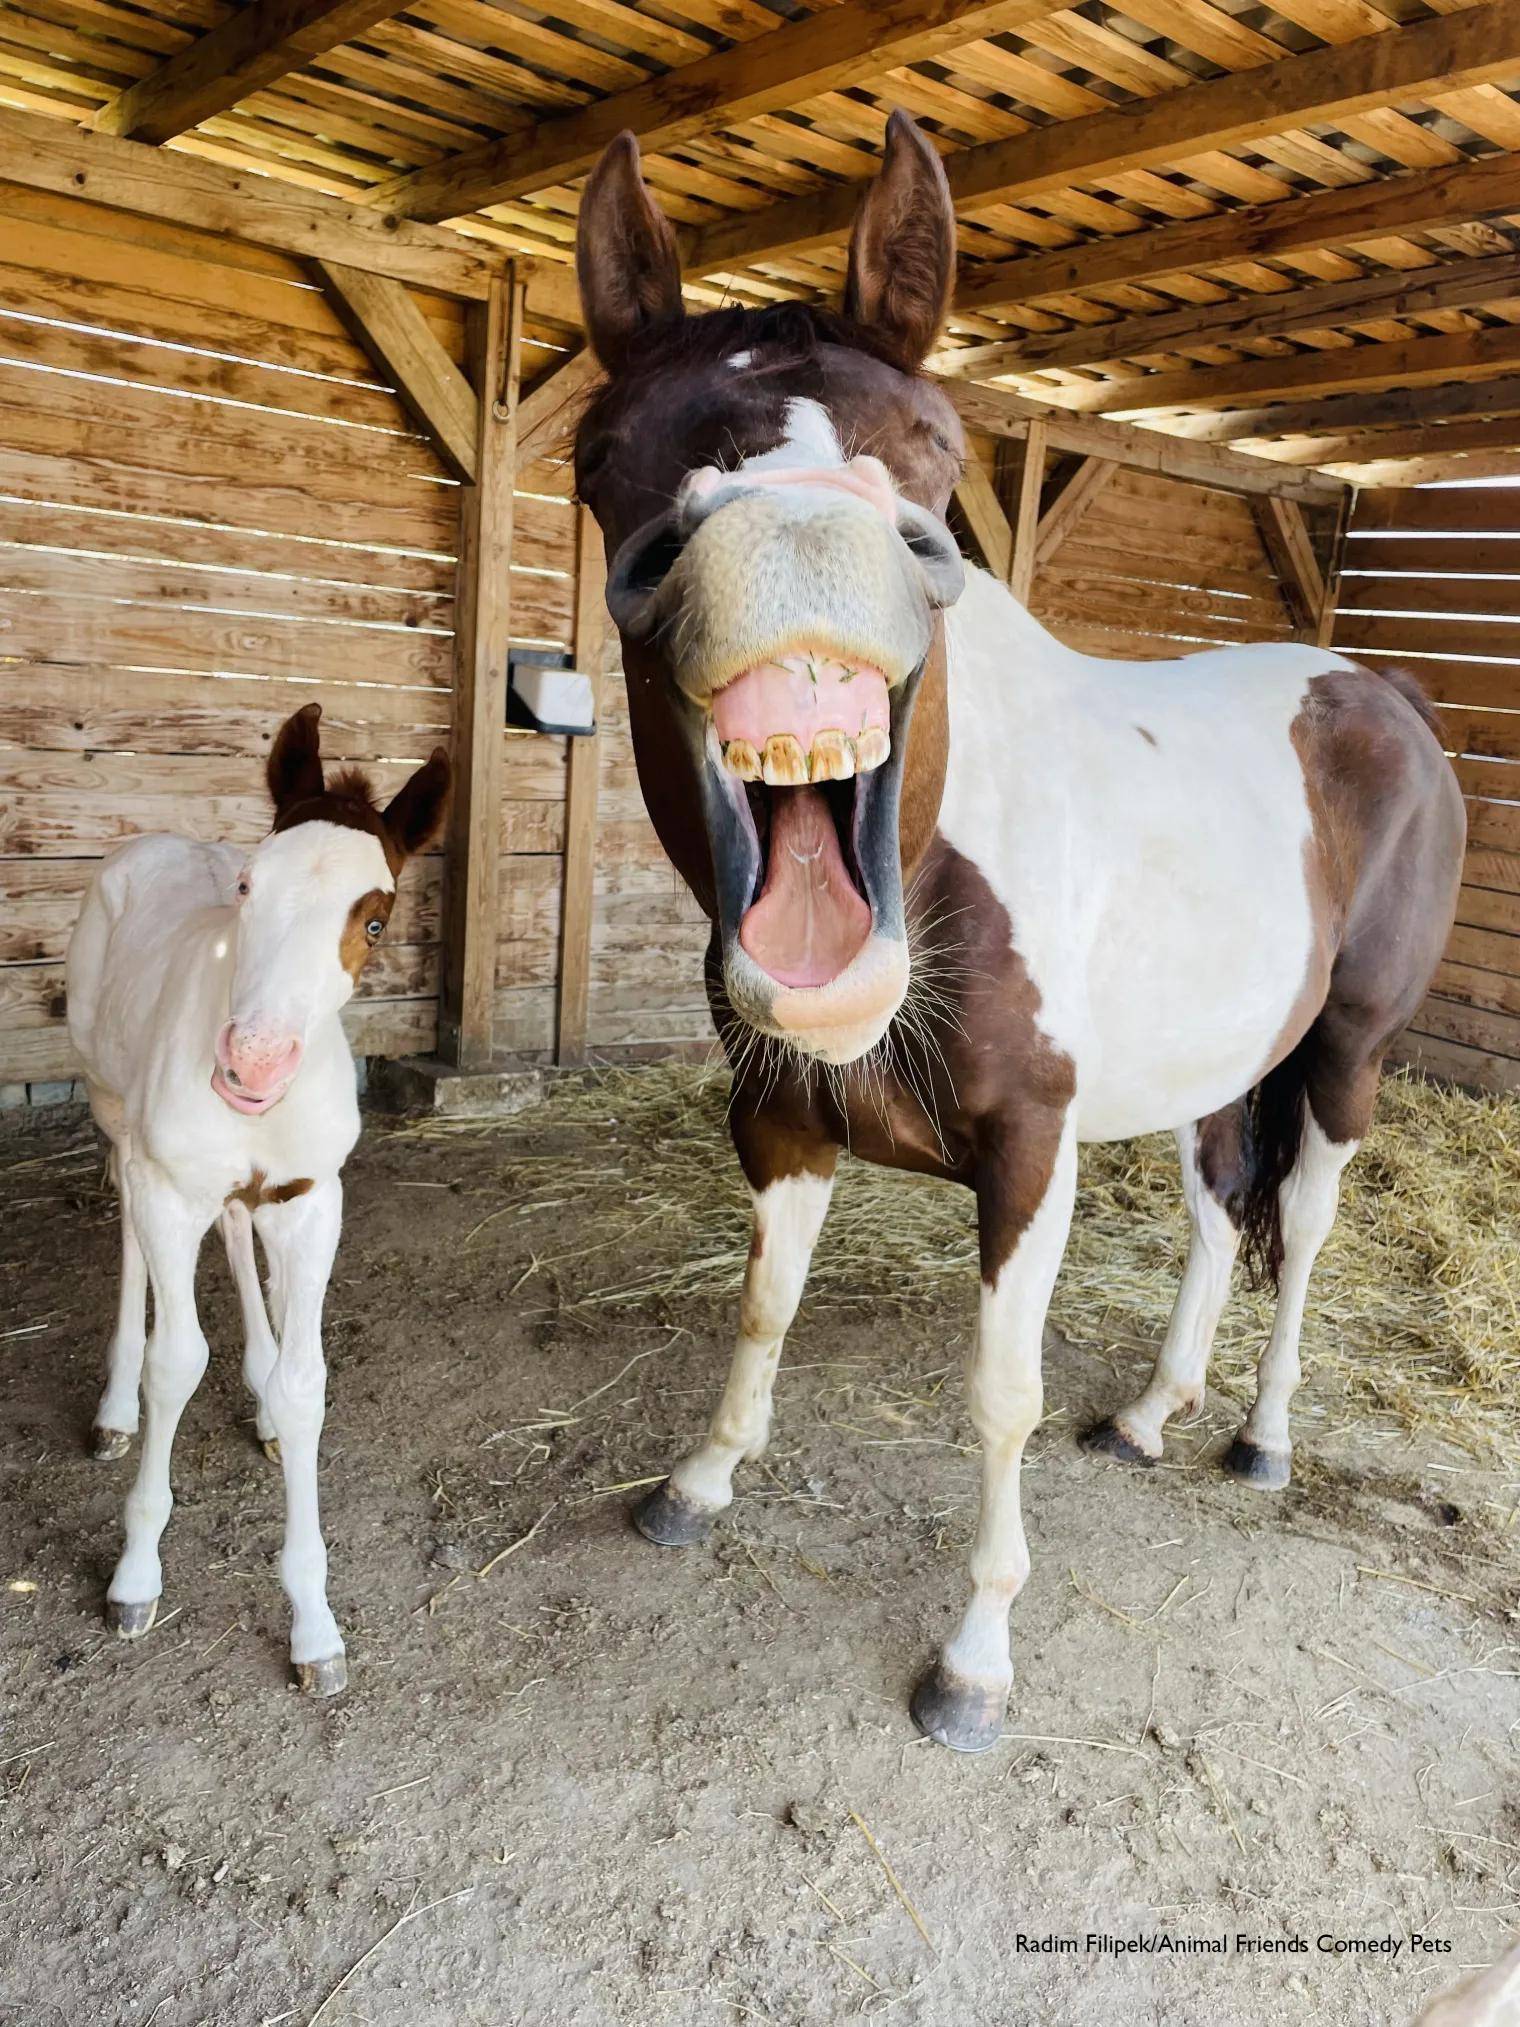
[0, 186, 571, 1088]
[1335, 487, 1520, 1094]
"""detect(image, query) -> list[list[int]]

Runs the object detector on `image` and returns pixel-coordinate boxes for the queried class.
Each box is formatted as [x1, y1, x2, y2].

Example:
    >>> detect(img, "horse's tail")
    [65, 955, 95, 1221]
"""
[1237, 1036, 1314, 1291]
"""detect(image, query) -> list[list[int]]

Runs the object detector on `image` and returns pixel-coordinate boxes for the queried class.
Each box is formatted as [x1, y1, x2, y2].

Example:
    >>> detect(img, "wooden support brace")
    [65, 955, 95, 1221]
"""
[517, 347, 604, 470]
[1253, 496, 1327, 641]
[1315, 491, 1354, 651]
[440, 269, 524, 1070]
[1008, 419, 1048, 606]
[315, 260, 478, 482]
[556, 507, 608, 1065]
[1034, 456, 1115, 571]
[952, 461, 1014, 581]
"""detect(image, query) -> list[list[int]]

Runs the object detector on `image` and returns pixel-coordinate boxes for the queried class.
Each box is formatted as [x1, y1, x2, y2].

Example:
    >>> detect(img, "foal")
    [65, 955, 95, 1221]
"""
[573, 119, 1466, 1752]
[67, 704, 448, 1693]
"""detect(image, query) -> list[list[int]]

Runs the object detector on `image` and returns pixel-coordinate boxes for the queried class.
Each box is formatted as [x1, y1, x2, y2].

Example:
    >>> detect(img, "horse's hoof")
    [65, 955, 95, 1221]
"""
[633, 1481, 717, 1548]
[91, 1426, 133, 1463]
[106, 1596, 159, 1640]
[294, 1654, 347, 1698]
[1222, 1436, 1291, 1491]
[1078, 1417, 1158, 1468]
[909, 1661, 1007, 1754]
[260, 1436, 282, 1465]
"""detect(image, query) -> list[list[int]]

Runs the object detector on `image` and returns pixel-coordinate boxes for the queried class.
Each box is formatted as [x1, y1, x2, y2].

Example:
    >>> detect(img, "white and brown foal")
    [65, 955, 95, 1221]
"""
[573, 120, 1466, 1752]
[67, 705, 448, 1694]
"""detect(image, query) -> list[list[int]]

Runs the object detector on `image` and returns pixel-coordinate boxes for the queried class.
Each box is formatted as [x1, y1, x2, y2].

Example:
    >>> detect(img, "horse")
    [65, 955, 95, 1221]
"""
[66, 704, 449, 1694]
[570, 113, 1466, 1754]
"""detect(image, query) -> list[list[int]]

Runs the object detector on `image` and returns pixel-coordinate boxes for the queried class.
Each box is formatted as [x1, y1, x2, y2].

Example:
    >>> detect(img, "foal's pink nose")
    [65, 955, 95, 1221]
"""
[215, 1020, 302, 1097]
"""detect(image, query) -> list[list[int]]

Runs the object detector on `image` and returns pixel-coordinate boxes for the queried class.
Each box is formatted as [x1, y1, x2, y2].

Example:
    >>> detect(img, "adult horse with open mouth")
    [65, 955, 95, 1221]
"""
[573, 116, 1465, 1753]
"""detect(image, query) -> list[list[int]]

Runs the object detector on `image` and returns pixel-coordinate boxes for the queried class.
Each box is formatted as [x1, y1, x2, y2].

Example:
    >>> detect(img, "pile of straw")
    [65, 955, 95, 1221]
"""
[409, 1066, 1518, 1471]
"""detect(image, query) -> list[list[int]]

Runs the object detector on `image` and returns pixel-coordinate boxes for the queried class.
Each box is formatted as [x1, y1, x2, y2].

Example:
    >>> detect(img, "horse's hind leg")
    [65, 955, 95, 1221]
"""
[1223, 1044, 1378, 1492]
[221, 1202, 281, 1462]
[93, 1137, 147, 1462]
[1082, 1108, 1244, 1466]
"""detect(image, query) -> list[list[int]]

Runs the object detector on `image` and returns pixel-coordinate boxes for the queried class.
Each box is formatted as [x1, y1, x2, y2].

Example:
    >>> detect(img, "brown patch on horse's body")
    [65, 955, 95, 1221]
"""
[723, 838, 1076, 1278]
[225, 1170, 313, 1211]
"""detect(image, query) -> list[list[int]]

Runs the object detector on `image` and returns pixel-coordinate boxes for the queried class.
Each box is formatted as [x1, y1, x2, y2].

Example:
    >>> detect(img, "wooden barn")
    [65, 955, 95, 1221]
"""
[1, 0, 1519, 1100]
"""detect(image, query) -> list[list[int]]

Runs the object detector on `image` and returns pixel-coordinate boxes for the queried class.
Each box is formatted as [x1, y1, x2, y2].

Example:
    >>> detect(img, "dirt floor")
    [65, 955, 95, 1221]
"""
[2, 1075, 1518, 2027]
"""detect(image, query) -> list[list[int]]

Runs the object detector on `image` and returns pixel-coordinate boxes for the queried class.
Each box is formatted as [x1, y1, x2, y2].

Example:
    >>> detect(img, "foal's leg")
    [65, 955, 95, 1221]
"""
[93, 1149, 148, 1462]
[1082, 1110, 1243, 1466]
[256, 1177, 346, 1693]
[106, 1165, 211, 1637]
[221, 1202, 281, 1461]
[912, 1114, 1077, 1754]
[1223, 1092, 1366, 1492]
[636, 1136, 838, 1548]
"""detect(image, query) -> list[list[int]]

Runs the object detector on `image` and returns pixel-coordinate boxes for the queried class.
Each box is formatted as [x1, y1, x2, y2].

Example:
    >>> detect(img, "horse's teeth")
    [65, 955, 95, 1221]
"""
[761, 734, 810, 787]
[721, 738, 761, 780]
[809, 731, 855, 782]
[855, 727, 890, 774]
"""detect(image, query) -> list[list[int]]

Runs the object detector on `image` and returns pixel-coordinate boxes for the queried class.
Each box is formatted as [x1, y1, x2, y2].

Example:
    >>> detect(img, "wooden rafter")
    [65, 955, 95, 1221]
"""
[682, 0, 1520, 277]
[92, 0, 409, 146]
[1253, 414, 1520, 468]
[372, 0, 1053, 224]
[955, 148, 1520, 317]
[934, 252, 1520, 381]
[1162, 373, 1520, 446]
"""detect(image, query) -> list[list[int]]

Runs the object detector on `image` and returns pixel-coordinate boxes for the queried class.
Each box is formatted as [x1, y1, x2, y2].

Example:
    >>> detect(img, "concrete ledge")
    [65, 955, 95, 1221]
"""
[368, 1055, 546, 1120]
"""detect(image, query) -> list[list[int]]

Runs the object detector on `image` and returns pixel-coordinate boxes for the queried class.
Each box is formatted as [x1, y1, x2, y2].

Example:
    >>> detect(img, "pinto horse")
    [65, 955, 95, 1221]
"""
[66, 705, 448, 1694]
[574, 117, 1465, 1752]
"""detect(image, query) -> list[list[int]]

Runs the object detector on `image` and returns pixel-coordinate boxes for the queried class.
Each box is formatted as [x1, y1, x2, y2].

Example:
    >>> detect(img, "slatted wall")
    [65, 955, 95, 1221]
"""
[1031, 467, 1301, 659]
[1335, 486, 1520, 1095]
[0, 185, 571, 1090]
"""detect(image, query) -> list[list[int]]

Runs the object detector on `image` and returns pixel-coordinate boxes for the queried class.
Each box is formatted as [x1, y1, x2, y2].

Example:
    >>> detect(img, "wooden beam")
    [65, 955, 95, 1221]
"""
[315, 260, 477, 482]
[372, 0, 1051, 224]
[1007, 421, 1047, 606]
[441, 270, 524, 1070]
[683, 0, 1520, 277]
[556, 507, 607, 1065]
[517, 347, 603, 469]
[952, 460, 1014, 580]
[941, 379, 1350, 505]
[935, 251, 1520, 380]
[1278, 415, 1520, 468]
[957, 148, 1520, 317]
[1253, 498, 1324, 639]
[1074, 321, 1520, 421]
[93, 0, 406, 146]
[1316, 493, 1352, 651]
[1033, 457, 1116, 569]
[1166, 373, 1520, 448]
[0, 103, 507, 299]
[1335, 448, 1520, 486]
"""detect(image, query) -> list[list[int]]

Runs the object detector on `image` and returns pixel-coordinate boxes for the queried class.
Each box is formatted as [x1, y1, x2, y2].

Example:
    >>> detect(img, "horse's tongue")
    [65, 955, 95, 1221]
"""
[739, 787, 871, 989]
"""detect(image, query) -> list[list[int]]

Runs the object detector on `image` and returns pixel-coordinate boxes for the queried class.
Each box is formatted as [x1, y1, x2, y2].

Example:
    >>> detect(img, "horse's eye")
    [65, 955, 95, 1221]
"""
[365, 918, 385, 942]
[235, 877, 251, 899]
[931, 428, 956, 456]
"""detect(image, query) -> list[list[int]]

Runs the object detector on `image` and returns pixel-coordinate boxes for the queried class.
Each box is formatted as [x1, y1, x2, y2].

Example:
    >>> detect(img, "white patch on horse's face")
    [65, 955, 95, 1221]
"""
[725, 348, 753, 370]
[231, 822, 394, 1043]
[737, 396, 847, 477]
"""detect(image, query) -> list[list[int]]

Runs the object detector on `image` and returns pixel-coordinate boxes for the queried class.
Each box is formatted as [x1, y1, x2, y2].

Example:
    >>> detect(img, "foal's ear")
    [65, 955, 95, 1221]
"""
[844, 111, 956, 371]
[382, 747, 451, 862]
[576, 131, 684, 373]
[267, 702, 325, 815]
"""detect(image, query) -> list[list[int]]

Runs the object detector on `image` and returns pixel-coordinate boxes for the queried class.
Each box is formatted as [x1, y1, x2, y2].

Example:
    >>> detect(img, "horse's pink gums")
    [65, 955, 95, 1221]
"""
[739, 787, 872, 988]
[713, 657, 890, 751]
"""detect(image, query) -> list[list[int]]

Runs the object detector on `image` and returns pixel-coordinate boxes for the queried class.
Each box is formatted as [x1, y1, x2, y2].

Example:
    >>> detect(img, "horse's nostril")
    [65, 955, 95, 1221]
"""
[225, 1065, 242, 1087]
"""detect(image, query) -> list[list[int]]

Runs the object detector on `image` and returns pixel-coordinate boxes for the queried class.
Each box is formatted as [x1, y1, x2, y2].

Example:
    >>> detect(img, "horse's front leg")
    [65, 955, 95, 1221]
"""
[637, 1116, 838, 1547]
[912, 1113, 1077, 1753]
[256, 1176, 347, 1695]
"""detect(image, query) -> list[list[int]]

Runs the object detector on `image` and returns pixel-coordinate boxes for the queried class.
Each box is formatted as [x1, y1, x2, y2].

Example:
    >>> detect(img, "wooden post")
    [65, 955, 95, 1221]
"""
[1315, 488, 1354, 649]
[440, 267, 523, 1069]
[555, 507, 607, 1065]
[1008, 416, 1047, 605]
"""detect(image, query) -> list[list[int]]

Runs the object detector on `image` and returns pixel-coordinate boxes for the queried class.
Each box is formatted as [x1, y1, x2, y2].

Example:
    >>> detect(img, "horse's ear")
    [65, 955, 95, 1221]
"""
[382, 747, 451, 862]
[267, 702, 324, 815]
[576, 131, 684, 373]
[843, 111, 956, 371]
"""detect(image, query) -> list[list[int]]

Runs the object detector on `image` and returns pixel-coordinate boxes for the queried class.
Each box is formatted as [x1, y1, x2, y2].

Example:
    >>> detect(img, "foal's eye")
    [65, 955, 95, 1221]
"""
[235, 877, 251, 899]
[365, 918, 385, 943]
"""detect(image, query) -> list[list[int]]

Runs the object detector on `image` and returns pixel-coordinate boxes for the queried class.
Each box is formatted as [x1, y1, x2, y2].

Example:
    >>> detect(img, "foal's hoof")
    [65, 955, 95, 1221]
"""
[633, 1481, 717, 1548]
[909, 1661, 1008, 1755]
[294, 1654, 348, 1698]
[1222, 1437, 1291, 1491]
[106, 1596, 159, 1640]
[90, 1426, 133, 1463]
[260, 1436, 282, 1465]
[1079, 1417, 1157, 1468]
